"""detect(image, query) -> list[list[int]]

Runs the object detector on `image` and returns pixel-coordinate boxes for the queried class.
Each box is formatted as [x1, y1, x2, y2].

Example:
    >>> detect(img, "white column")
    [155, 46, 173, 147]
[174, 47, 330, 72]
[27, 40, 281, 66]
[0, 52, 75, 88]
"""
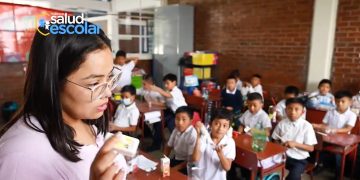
[306, 0, 339, 91]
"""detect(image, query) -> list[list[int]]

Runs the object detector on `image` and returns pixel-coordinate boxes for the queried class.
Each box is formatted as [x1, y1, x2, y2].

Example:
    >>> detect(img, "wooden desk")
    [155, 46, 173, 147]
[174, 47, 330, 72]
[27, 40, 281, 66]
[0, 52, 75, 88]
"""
[136, 100, 166, 143]
[127, 151, 187, 180]
[319, 133, 360, 180]
[233, 134, 287, 180]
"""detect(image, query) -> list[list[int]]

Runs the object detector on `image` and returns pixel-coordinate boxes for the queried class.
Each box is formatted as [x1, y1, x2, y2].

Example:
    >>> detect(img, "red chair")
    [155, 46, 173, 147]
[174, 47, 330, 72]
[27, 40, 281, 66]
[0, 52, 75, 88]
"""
[305, 108, 327, 124]
[184, 93, 207, 121]
[305, 133, 323, 180]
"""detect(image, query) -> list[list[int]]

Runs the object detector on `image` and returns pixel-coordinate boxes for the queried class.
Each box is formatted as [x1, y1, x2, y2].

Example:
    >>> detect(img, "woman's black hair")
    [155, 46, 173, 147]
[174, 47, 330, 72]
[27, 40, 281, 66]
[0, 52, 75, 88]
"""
[0, 23, 111, 162]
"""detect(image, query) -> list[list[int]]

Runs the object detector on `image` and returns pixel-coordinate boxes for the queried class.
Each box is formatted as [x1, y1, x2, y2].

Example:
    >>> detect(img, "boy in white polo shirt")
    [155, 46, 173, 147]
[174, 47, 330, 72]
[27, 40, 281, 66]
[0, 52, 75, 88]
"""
[307, 79, 335, 110]
[147, 73, 187, 151]
[192, 108, 236, 180]
[110, 85, 140, 133]
[114, 50, 138, 92]
[241, 74, 263, 97]
[312, 90, 357, 179]
[137, 74, 165, 105]
[272, 98, 317, 180]
[276, 85, 306, 120]
[164, 106, 197, 167]
[312, 90, 357, 134]
[238, 92, 272, 136]
[151, 73, 187, 132]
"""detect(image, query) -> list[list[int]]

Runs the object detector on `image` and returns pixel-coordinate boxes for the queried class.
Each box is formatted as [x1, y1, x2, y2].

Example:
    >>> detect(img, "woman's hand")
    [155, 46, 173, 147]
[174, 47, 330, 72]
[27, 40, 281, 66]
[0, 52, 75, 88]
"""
[90, 134, 125, 180]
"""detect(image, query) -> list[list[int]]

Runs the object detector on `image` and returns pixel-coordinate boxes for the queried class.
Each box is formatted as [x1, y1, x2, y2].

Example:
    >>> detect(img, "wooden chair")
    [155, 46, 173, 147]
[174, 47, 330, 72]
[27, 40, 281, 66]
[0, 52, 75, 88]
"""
[305, 133, 323, 180]
[183, 93, 207, 121]
[305, 108, 327, 124]
[209, 88, 222, 108]
[263, 90, 274, 112]
[235, 146, 286, 180]
[351, 117, 360, 135]
[235, 147, 258, 179]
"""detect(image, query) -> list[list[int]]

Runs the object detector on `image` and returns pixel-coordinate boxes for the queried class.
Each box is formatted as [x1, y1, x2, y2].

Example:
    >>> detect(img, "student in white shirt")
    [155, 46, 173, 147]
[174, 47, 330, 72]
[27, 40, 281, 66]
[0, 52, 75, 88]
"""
[307, 79, 335, 110]
[164, 106, 197, 167]
[109, 85, 140, 133]
[241, 74, 263, 97]
[238, 92, 272, 136]
[230, 69, 243, 91]
[147, 73, 187, 151]
[276, 85, 306, 120]
[137, 74, 165, 105]
[312, 90, 356, 179]
[272, 98, 317, 180]
[312, 90, 357, 134]
[151, 73, 187, 131]
[351, 91, 360, 116]
[114, 50, 138, 91]
[192, 109, 236, 180]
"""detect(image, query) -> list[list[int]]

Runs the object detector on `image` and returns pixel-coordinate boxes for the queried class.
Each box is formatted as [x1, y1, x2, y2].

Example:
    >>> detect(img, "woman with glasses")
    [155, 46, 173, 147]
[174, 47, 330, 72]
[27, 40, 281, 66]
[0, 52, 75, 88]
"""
[0, 24, 125, 180]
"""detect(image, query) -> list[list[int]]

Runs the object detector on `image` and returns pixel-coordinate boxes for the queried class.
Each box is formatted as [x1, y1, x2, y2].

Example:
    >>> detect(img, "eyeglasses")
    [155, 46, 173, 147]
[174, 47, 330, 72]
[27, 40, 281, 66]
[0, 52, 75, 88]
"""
[66, 67, 122, 101]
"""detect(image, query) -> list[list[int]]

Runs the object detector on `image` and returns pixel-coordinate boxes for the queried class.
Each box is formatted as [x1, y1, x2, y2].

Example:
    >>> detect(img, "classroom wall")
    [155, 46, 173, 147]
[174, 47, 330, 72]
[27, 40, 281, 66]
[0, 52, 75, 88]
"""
[332, 0, 360, 94]
[0, 63, 26, 124]
[168, 0, 314, 98]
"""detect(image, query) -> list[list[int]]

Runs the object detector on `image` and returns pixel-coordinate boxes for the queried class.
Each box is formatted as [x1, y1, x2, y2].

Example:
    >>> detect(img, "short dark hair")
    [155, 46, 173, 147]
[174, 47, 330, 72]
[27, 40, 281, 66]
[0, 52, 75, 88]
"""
[163, 73, 177, 82]
[175, 106, 194, 119]
[210, 108, 233, 123]
[247, 92, 263, 102]
[121, 85, 136, 95]
[285, 97, 305, 107]
[226, 75, 237, 81]
[143, 74, 154, 83]
[252, 74, 262, 79]
[230, 69, 240, 78]
[115, 50, 126, 58]
[334, 90, 352, 99]
[284, 86, 299, 96]
[318, 79, 332, 88]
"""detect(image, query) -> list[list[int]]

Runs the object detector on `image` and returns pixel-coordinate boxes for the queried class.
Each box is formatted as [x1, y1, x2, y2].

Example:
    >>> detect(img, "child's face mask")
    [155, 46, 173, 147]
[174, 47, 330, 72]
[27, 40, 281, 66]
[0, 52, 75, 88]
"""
[123, 98, 132, 106]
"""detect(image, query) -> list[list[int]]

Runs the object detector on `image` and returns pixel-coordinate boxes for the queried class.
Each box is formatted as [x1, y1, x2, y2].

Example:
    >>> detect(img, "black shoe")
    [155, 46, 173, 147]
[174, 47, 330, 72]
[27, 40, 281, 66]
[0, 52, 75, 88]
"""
[145, 144, 161, 152]
[312, 163, 324, 175]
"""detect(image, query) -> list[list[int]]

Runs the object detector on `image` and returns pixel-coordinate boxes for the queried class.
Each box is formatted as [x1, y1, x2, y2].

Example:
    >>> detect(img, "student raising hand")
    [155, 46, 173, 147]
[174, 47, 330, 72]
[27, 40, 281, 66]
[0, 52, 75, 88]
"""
[90, 134, 126, 180]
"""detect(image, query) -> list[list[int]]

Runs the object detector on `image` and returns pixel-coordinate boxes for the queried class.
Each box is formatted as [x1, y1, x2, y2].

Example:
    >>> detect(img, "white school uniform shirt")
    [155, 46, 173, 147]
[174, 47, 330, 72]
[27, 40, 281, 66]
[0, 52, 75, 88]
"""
[239, 109, 272, 129]
[137, 88, 165, 104]
[351, 95, 360, 112]
[322, 108, 357, 130]
[197, 134, 236, 180]
[167, 126, 197, 160]
[166, 86, 187, 112]
[275, 99, 306, 120]
[236, 80, 243, 91]
[115, 61, 135, 88]
[113, 103, 140, 127]
[308, 91, 335, 110]
[241, 84, 263, 97]
[272, 118, 317, 160]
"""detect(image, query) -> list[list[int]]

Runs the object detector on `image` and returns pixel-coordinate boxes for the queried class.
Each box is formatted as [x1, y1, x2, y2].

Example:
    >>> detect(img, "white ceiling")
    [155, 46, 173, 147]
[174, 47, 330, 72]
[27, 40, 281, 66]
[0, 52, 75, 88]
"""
[0, 0, 162, 13]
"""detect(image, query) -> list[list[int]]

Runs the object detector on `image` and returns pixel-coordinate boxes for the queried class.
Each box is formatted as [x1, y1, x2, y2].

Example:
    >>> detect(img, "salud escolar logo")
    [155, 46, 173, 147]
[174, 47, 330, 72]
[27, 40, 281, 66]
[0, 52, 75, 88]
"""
[36, 13, 100, 36]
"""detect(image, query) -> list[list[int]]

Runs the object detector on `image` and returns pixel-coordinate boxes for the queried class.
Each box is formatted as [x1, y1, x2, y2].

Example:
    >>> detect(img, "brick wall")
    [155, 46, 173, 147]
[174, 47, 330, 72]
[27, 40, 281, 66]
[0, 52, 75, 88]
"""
[332, 0, 360, 94]
[169, 0, 314, 98]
